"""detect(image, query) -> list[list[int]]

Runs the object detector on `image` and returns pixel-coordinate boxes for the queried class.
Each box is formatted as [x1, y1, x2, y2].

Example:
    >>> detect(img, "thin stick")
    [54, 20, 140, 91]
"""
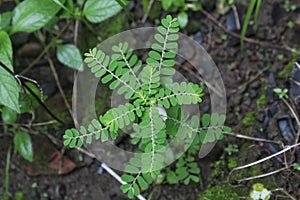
[142, 0, 155, 23]
[46, 53, 73, 119]
[224, 132, 281, 144]
[237, 167, 286, 183]
[232, 5, 240, 30]
[282, 98, 300, 157]
[0, 120, 57, 127]
[74, 147, 147, 200]
[199, 8, 297, 53]
[272, 188, 297, 200]
[282, 98, 300, 127]
[230, 143, 300, 174]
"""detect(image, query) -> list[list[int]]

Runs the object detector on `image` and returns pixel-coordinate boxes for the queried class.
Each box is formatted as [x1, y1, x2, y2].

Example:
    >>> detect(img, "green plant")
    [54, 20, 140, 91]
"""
[242, 111, 255, 126]
[240, 0, 262, 49]
[199, 185, 240, 200]
[0, 0, 128, 163]
[225, 144, 239, 155]
[153, 0, 202, 28]
[0, 146, 24, 200]
[273, 88, 288, 99]
[291, 163, 300, 171]
[284, 0, 297, 12]
[0, 0, 128, 116]
[216, 0, 235, 15]
[63, 15, 230, 199]
[249, 183, 271, 200]
[256, 94, 266, 106]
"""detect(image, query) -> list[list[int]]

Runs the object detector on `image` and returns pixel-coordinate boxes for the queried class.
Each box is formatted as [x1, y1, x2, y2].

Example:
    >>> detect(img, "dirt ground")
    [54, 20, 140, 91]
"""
[1, 0, 300, 199]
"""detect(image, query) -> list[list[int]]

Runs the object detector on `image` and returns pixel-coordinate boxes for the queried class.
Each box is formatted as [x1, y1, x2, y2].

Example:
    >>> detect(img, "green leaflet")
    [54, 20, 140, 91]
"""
[199, 113, 230, 143]
[156, 82, 203, 108]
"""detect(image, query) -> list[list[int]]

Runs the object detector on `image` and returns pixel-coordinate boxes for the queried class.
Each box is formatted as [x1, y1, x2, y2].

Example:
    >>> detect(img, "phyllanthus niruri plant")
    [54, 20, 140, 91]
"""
[63, 15, 230, 199]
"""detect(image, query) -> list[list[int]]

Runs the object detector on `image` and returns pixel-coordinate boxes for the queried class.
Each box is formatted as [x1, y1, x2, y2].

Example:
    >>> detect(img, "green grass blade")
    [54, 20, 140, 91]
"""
[240, 0, 256, 49]
[115, 0, 134, 21]
[254, 0, 262, 31]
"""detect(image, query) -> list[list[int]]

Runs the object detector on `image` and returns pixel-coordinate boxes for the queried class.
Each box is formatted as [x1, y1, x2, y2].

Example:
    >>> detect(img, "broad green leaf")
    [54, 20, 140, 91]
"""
[83, 0, 127, 23]
[0, 31, 13, 70]
[13, 131, 33, 162]
[1, 106, 17, 123]
[57, 44, 83, 71]
[173, 0, 184, 7]
[0, 12, 12, 31]
[11, 0, 65, 34]
[0, 31, 20, 113]
[177, 12, 188, 28]
[162, 0, 173, 10]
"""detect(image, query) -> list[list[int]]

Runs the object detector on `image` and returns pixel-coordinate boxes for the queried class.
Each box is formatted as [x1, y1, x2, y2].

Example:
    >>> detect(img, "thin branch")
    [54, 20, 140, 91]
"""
[271, 188, 297, 200]
[229, 143, 300, 175]
[282, 99, 300, 150]
[224, 132, 281, 144]
[142, 0, 155, 23]
[73, 147, 147, 200]
[46, 52, 73, 119]
[236, 167, 286, 183]
[0, 120, 57, 127]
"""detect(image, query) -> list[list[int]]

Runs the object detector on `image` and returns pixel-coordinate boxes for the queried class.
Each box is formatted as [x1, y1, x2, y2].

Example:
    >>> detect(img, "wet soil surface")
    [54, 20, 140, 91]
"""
[1, 0, 300, 199]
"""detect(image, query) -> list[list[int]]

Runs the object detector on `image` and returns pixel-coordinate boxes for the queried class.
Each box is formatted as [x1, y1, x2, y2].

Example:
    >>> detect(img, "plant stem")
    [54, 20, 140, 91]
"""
[5, 146, 12, 196]
[46, 52, 73, 119]
[272, 188, 297, 200]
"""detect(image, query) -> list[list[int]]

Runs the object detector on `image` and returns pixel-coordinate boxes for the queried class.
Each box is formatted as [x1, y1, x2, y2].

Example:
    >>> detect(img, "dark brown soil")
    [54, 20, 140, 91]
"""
[1, 0, 300, 200]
